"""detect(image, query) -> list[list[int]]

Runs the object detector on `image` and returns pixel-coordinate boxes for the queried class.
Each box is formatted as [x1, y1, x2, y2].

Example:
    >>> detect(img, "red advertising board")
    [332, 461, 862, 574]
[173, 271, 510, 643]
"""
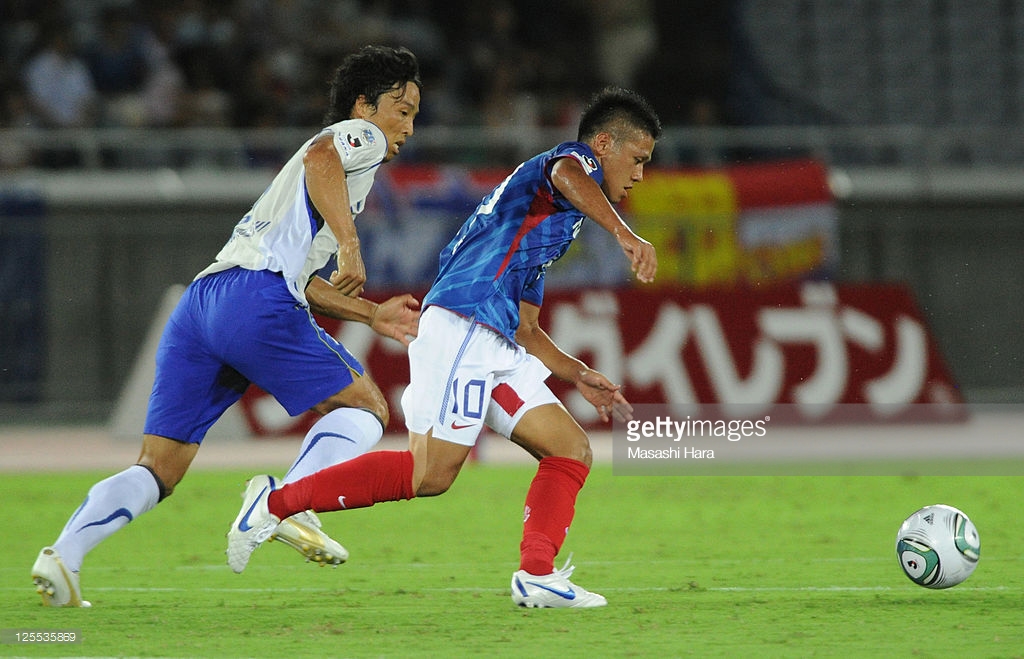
[239, 282, 965, 436]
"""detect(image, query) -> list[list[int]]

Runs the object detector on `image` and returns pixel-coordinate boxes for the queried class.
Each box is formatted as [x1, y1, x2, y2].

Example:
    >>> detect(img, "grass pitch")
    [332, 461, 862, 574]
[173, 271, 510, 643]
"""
[2, 464, 1022, 658]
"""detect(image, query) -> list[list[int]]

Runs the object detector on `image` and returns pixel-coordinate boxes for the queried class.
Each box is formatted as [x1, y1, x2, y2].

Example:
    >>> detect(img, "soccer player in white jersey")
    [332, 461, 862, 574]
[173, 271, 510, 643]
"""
[32, 45, 422, 607]
[228, 88, 661, 608]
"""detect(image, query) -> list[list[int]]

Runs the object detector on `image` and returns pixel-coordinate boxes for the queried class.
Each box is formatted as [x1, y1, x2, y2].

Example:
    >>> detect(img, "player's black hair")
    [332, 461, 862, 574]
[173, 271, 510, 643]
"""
[577, 87, 662, 142]
[323, 45, 422, 126]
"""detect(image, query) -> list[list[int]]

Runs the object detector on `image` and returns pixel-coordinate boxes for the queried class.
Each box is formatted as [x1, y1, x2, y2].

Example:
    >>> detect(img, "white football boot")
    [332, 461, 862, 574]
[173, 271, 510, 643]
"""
[226, 475, 280, 573]
[32, 546, 91, 607]
[271, 510, 349, 566]
[510, 556, 607, 608]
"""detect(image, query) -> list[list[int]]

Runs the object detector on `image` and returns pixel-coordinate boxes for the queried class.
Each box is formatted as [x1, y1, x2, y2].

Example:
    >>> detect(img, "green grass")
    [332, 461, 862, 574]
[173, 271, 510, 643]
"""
[2, 465, 1022, 658]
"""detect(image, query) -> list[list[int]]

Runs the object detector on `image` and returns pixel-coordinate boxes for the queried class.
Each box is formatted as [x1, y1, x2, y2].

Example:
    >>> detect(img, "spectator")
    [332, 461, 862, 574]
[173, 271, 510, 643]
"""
[21, 21, 98, 128]
[590, 0, 656, 88]
[83, 4, 159, 127]
[8, 0, 622, 131]
[84, 5, 150, 95]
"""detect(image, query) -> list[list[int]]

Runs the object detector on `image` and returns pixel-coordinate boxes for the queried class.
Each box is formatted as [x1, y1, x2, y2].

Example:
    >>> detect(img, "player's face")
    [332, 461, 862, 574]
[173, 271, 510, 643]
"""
[358, 82, 421, 161]
[597, 130, 655, 203]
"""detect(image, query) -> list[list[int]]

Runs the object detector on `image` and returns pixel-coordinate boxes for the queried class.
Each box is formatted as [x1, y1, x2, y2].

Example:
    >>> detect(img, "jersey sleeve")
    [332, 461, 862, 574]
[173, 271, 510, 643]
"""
[555, 142, 600, 176]
[521, 269, 546, 308]
[324, 119, 387, 175]
[544, 142, 602, 206]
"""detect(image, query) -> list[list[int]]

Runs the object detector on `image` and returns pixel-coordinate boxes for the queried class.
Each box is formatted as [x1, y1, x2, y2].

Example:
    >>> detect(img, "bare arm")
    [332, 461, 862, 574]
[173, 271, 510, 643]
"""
[306, 277, 420, 347]
[303, 134, 366, 296]
[550, 157, 657, 283]
[515, 301, 633, 423]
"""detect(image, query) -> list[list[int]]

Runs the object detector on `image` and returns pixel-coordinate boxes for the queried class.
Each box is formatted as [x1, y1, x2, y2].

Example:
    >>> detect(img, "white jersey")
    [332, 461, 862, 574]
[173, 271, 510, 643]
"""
[195, 118, 387, 305]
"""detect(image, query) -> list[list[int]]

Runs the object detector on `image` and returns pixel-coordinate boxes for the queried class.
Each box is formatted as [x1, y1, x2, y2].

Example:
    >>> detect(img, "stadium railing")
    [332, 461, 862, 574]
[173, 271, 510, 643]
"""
[4, 125, 1024, 206]
[3, 124, 1024, 170]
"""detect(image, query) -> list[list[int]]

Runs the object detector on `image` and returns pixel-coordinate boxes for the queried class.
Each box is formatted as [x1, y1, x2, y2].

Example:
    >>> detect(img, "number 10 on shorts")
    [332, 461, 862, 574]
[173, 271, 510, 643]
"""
[451, 378, 486, 419]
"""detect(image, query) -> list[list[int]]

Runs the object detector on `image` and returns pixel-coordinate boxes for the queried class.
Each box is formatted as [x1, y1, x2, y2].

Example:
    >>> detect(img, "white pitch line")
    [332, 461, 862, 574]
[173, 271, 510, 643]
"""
[4, 584, 1014, 595]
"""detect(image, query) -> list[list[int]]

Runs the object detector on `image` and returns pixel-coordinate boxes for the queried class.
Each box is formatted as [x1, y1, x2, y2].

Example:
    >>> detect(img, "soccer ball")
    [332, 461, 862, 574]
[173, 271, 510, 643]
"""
[896, 504, 980, 589]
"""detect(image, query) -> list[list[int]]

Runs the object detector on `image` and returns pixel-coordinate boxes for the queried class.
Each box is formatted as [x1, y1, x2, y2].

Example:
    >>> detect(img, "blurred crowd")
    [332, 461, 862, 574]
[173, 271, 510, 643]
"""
[0, 0, 736, 133]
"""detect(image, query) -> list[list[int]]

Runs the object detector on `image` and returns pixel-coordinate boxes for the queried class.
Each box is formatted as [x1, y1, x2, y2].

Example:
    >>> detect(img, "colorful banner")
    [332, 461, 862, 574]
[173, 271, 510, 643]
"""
[239, 282, 965, 436]
[625, 159, 838, 286]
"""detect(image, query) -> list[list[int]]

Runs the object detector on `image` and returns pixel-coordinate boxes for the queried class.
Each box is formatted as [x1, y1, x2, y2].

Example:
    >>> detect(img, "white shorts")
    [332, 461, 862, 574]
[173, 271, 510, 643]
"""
[401, 306, 560, 446]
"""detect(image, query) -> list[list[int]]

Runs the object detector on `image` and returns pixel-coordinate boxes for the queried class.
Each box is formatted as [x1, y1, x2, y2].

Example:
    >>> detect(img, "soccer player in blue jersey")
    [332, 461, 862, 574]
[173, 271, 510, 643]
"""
[228, 87, 661, 608]
[32, 46, 422, 607]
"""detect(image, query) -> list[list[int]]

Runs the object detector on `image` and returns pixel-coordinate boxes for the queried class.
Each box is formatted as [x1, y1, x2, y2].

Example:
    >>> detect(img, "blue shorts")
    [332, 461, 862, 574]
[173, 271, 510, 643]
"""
[144, 267, 364, 444]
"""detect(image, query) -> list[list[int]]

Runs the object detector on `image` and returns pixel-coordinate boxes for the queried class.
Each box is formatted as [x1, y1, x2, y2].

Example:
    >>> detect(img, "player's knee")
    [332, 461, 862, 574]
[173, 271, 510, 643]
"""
[146, 467, 172, 500]
[315, 381, 389, 427]
[136, 462, 179, 499]
[568, 440, 593, 468]
[367, 399, 389, 428]
[414, 469, 458, 497]
[355, 384, 390, 427]
[545, 430, 593, 467]
[137, 435, 196, 498]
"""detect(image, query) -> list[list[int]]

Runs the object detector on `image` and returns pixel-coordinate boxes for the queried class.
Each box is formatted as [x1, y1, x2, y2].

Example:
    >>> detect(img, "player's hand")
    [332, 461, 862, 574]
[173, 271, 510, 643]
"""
[575, 368, 634, 423]
[618, 233, 657, 284]
[331, 241, 367, 297]
[369, 294, 421, 346]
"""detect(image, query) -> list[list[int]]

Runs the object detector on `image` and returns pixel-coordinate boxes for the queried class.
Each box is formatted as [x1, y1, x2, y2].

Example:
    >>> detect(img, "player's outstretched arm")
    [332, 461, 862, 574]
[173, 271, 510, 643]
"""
[304, 134, 366, 297]
[306, 277, 420, 346]
[515, 301, 633, 423]
[550, 157, 657, 283]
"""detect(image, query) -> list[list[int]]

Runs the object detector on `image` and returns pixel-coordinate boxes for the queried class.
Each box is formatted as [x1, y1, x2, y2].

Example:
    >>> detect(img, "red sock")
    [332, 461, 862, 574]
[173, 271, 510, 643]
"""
[519, 456, 590, 576]
[268, 450, 415, 518]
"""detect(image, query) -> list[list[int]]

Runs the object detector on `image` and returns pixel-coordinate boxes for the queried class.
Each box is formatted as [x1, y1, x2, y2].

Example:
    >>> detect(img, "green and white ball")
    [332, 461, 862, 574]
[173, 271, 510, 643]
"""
[896, 504, 980, 589]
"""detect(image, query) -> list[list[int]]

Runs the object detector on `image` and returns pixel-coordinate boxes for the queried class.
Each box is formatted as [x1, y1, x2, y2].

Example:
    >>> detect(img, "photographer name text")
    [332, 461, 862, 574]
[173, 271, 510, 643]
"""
[628, 445, 717, 459]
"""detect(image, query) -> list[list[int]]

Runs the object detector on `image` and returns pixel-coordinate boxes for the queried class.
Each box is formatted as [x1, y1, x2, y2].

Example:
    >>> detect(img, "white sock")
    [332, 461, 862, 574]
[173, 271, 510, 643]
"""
[283, 408, 384, 484]
[53, 465, 161, 572]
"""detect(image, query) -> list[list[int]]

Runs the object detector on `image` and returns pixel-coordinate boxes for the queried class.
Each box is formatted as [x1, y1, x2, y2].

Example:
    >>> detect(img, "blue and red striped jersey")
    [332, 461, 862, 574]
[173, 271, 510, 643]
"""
[423, 141, 602, 342]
